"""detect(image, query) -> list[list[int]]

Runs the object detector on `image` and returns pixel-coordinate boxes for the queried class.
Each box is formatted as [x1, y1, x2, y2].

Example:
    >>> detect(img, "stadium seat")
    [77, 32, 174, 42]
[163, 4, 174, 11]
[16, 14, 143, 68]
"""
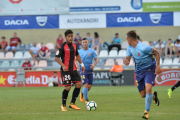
[171, 66, 179, 69]
[46, 43, 54, 50]
[1, 61, 10, 67]
[108, 50, 118, 57]
[8, 69, 15, 71]
[36, 68, 43, 70]
[26, 43, 34, 49]
[38, 60, 47, 67]
[0, 52, 4, 59]
[37, 43, 41, 48]
[5, 52, 13, 59]
[121, 41, 128, 49]
[162, 58, 172, 65]
[98, 50, 108, 57]
[30, 60, 38, 67]
[104, 59, 114, 66]
[116, 59, 124, 66]
[172, 58, 180, 65]
[23, 51, 31, 59]
[162, 66, 169, 69]
[96, 59, 105, 66]
[118, 50, 127, 57]
[162, 41, 167, 45]
[142, 41, 149, 46]
[129, 59, 135, 66]
[153, 41, 158, 46]
[11, 60, 20, 67]
[17, 44, 26, 49]
[20, 60, 25, 66]
[94, 67, 101, 70]
[14, 52, 23, 59]
[111, 47, 118, 50]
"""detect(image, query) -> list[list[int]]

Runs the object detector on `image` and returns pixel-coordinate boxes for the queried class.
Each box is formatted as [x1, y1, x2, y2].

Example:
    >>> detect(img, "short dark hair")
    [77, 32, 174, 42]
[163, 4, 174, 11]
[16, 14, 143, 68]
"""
[1, 36, 5, 39]
[82, 38, 87, 41]
[41, 42, 44, 44]
[94, 32, 99, 38]
[158, 39, 161, 43]
[64, 29, 73, 37]
[149, 41, 152, 43]
[87, 32, 90, 34]
[126, 31, 137, 40]
[115, 33, 118, 35]
[54, 71, 57, 74]
[14, 32, 17, 34]
[168, 38, 172, 41]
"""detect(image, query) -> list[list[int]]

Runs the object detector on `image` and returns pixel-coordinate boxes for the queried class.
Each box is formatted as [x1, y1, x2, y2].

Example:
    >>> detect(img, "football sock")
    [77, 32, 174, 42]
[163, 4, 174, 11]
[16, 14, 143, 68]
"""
[88, 89, 90, 91]
[82, 87, 88, 100]
[171, 81, 180, 91]
[62, 89, 69, 106]
[145, 93, 153, 112]
[71, 87, 80, 103]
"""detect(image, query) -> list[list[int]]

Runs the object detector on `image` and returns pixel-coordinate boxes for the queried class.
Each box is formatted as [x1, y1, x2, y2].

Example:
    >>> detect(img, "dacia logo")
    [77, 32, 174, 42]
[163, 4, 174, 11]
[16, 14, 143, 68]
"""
[150, 13, 162, 24]
[36, 16, 48, 27]
[5, 20, 29, 25]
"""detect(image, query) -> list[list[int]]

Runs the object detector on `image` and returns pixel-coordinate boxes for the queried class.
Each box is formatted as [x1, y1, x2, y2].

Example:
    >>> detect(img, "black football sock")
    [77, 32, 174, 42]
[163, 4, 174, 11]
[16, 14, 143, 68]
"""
[62, 89, 69, 106]
[171, 81, 180, 91]
[71, 87, 80, 104]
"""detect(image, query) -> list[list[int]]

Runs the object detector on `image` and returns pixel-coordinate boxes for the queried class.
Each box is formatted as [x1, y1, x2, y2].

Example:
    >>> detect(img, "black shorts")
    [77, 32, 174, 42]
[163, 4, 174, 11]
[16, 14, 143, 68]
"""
[167, 49, 174, 54]
[61, 70, 81, 86]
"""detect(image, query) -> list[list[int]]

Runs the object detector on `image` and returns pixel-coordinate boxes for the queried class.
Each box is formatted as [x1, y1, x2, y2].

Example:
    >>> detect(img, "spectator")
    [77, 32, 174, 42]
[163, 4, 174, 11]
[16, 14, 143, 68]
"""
[108, 33, 122, 52]
[5, 32, 22, 53]
[165, 39, 175, 58]
[51, 71, 60, 86]
[93, 32, 101, 55]
[29, 42, 40, 65]
[74, 32, 82, 49]
[55, 34, 65, 52]
[39, 43, 51, 59]
[21, 58, 32, 70]
[0, 37, 8, 52]
[86, 32, 93, 48]
[175, 39, 180, 57]
[149, 41, 154, 47]
[110, 61, 123, 72]
[155, 39, 164, 57]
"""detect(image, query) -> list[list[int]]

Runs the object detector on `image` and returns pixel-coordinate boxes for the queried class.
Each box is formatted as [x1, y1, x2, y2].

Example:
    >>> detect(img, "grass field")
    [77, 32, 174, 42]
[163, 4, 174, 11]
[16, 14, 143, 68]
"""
[0, 86, 180, 120]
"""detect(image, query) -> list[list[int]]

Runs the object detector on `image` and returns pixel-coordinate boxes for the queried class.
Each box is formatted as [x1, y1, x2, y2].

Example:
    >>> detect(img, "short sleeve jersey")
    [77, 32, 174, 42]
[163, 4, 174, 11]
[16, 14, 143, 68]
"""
[10, 37, 21, 47]
[78, 48, 97, 73]
[126, 41, 156, 73]
[55, 42, 79, 72]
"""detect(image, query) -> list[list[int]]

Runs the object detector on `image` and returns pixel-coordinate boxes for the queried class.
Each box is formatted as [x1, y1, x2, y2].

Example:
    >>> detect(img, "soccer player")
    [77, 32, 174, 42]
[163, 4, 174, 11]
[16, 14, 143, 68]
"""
[78, 38, 98, 103]
[55, 29, 85, 111]
[123, 31, 163, 119]
[168, 75, 180, 98]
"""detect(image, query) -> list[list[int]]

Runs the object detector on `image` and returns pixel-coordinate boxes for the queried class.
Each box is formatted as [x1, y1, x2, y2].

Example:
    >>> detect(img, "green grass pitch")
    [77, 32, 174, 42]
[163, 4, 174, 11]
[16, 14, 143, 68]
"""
[0, 86, 180, 120]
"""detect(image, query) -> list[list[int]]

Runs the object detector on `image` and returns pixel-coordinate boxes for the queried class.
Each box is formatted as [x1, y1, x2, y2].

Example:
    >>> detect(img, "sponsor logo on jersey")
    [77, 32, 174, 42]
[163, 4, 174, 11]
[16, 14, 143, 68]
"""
[150, 13, 161, 24]
[117, 17, 142, 22]
[9, 0, 22, 4]
[88, 53, 91, 56]
[138, 52, 140, 56]
[4, 20, 29, 25]
[36, 16, 48, 27]
[155, 70, 180, 84]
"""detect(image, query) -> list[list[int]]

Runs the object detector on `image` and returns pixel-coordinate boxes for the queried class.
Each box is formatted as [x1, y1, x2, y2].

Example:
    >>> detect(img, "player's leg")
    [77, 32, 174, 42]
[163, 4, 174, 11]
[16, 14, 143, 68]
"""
[80, 73, 88, 102]
[168, 81, 180, 98]
[69, 71, 81, 110]
[82, 83, 89, 103]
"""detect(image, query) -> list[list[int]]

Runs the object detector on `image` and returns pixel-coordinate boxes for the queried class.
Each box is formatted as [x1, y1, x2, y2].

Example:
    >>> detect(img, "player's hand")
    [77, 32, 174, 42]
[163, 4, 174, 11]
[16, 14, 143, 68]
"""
[155, 65, 163, 76]
[82, 66, 85, 73]
[76, 64, 80, 69]
[90, 64, 95, 69]
[123, 59, 129, 66]
[62, 65, 68, 71]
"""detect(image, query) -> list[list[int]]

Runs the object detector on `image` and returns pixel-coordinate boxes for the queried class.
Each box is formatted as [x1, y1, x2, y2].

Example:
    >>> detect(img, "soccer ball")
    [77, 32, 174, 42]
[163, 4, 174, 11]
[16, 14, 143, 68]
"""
[86, 101, 97, 111]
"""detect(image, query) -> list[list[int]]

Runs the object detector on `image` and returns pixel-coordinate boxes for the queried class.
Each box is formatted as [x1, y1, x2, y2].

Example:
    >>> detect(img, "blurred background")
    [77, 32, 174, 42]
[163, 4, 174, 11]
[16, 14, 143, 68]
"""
[0, 0, 180, 87]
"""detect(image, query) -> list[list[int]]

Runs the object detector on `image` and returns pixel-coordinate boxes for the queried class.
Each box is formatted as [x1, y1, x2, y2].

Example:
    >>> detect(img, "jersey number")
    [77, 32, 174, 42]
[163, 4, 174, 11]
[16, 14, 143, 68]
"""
[65, 75, 71, 81]
[136, 80, 138, 86]
[81, 75, 85, 80]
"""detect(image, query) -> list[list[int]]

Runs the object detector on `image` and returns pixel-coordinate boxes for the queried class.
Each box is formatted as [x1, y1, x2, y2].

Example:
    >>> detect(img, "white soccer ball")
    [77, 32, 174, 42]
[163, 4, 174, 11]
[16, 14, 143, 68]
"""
[86, 101, 97, 111]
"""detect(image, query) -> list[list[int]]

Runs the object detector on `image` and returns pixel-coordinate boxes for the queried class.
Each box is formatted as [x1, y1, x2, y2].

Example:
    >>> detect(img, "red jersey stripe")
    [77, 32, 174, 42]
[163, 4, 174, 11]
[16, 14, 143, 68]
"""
[72, 44, 76, 71]
[64, 44, 70, 71]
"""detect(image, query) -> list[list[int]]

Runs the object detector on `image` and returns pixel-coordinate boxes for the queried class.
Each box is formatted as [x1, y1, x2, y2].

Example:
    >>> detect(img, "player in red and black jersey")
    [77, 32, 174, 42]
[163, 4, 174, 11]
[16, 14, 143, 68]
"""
[55, 29, 85, 111]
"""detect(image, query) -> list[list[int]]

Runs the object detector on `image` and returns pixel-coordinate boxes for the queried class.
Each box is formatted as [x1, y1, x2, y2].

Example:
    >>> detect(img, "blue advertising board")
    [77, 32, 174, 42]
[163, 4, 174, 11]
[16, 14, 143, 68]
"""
[106, 12, 173, 27]
[0, 15, 59, 29]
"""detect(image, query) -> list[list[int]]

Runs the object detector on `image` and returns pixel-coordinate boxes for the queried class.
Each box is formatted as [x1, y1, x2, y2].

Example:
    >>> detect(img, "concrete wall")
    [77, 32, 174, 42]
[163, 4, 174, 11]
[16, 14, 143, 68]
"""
[1, 26, 180, 45]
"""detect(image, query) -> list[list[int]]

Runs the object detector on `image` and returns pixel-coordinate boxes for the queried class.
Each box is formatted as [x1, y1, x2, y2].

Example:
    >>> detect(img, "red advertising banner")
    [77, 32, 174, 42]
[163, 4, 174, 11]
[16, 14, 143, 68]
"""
[134, 69, 180, 86]
[0, 71, 61, 87]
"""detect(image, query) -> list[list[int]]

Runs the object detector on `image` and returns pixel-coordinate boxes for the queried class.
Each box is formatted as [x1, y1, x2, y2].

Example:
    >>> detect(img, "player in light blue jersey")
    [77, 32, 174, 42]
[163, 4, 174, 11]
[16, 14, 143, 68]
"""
[123, 31, 163, 119]
[78, 38, 98, 103]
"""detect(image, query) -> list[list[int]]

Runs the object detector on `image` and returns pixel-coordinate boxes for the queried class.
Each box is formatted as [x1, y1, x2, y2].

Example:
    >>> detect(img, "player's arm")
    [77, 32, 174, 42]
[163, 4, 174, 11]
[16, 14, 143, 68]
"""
[76, 55, 85, 73]
[54, 47, 67, 71]
[90, 58, 98, 69]
[151, 48, 163, 75]
[123, 56, 131, 66]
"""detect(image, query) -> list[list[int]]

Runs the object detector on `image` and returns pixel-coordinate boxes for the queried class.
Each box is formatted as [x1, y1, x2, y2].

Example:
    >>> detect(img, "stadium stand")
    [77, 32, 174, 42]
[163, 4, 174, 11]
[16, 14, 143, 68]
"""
[46, 43, 54, 50]
[118, 50, 126, 57]
[14, 52, 23, 59]
[98, 50, 108, 57]
[30, 60, 38, 67]
[38, 60, 47, 67]
[104, 59, 115, 66]
[0, 52, 4, 59]
[5, 52, 13, 59]
[11, 60, 20, 67]
[37, 43, 41, 48]
[121, 41, 128, 49]
[108, 50, 118, 57]
[23, 52, 31, 59]
[1, 61, 10, 67]
[162, 58, 173, 66]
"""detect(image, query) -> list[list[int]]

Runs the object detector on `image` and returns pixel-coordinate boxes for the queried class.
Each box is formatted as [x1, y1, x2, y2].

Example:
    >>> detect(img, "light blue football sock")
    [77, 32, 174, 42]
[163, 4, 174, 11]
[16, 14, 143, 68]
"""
[145, 93, 153, 112]
[82, 87, 88, 100]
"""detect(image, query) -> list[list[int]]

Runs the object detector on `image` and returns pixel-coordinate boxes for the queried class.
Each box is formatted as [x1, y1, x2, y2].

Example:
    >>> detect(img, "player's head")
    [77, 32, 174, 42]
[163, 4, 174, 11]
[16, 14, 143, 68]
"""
[126, 30, 137, 45]
[64, 29, 73, 44]
[14, 32, 17, 37]
[53, 71, 57, 76]
[82, 38, 89, 49]
[1, 36, 5, 41]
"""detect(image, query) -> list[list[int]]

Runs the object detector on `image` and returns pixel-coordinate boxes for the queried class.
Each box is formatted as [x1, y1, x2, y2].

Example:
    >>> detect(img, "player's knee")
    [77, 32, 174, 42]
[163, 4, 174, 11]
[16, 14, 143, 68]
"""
[75, 82, 81, 88]
[140, 94, 146, 98]
[65, 86, 71, 91]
